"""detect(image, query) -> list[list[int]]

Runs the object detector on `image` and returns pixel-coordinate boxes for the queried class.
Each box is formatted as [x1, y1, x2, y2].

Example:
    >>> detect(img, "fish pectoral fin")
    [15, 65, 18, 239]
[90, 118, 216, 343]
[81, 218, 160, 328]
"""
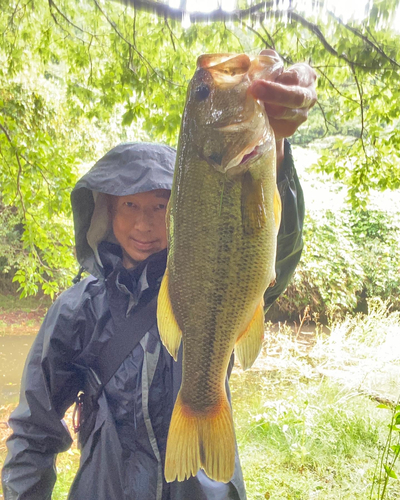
[164, 392, 236, 484]
[241, 171, 267, 235]
[274, 185, 282, 232]
[235, 299, 265, 370]
[156, 269, 182, 361]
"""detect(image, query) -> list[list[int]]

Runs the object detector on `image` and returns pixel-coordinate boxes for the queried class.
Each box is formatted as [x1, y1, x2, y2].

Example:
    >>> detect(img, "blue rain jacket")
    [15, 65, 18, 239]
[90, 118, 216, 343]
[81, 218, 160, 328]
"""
[2, 141, 304, 500]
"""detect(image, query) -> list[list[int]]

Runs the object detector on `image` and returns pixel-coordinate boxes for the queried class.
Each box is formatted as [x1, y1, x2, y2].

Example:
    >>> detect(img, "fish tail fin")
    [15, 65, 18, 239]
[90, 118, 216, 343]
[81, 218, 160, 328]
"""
[164, 392, 236, 484]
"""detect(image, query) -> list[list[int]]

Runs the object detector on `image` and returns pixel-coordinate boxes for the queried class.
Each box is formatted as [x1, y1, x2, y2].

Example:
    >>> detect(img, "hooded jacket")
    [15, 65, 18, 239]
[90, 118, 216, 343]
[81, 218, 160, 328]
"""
[2, 140, 304, 500]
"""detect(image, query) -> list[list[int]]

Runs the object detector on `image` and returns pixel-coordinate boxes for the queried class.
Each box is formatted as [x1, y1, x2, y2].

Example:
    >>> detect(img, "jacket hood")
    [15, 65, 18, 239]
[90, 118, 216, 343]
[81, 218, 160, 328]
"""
[71, 142, 176, 278]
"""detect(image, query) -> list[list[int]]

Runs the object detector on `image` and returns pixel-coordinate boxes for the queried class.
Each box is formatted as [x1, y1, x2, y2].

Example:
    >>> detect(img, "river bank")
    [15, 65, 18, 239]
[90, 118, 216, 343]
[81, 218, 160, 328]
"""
[1, 301, 400, 498]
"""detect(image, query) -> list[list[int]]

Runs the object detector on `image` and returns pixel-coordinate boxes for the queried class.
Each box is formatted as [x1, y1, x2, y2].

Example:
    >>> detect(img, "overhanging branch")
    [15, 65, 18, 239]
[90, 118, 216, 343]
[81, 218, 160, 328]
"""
[328, 11, 400, 69]
[116, 0, 273, 22]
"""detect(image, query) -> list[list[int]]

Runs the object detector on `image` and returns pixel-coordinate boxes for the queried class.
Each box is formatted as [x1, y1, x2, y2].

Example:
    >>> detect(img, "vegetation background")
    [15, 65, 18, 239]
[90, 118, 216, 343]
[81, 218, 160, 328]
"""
[0, 0, 399, 317]
[1, 0, 400, 498]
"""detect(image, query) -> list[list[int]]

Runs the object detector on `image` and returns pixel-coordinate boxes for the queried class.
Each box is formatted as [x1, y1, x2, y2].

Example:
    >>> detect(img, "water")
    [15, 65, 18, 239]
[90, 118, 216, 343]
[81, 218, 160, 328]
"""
[0, 336, 35, 405]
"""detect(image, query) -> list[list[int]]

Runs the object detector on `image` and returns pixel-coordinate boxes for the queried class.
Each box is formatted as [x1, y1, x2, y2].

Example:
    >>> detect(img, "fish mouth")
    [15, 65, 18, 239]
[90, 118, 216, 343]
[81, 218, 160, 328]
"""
[238, 144, 263, 166]
[204, 134, 270, 175]
[224, 129, 273, 173]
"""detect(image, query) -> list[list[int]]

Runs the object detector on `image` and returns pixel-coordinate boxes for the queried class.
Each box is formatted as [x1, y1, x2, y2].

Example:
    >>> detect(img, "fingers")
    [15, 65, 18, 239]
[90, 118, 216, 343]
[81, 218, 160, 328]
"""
[268, 117, 305, 141]
[252, 51, 318, 140]
[260, 49, 278, 57]
[263, 104, 310, 122]
[276, 63, 317, 88]
[250, 80, 317, 110]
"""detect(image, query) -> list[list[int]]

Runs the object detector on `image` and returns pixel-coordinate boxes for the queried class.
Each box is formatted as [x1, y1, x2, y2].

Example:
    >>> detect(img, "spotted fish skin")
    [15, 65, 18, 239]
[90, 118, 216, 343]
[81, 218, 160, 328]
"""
[157, 53, 283, 484]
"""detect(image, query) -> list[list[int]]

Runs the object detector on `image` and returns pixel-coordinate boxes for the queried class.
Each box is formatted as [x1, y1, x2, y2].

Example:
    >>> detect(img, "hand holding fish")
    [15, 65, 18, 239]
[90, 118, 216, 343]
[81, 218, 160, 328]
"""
[249, 49, 317, 167]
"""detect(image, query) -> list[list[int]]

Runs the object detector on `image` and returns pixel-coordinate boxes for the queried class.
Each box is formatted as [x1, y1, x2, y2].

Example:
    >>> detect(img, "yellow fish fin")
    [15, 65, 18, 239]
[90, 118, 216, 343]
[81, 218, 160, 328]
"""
[235, 299, 265, 370]
[164, 392, 235, 483]
[157, 269, 182, 361]
[274, 185, 282, 232]
[241, 171, 267, 235]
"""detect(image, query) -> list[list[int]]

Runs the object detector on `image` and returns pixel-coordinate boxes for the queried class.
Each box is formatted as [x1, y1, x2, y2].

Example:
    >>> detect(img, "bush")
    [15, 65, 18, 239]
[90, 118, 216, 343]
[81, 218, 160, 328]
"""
[269, 208, 400, 322]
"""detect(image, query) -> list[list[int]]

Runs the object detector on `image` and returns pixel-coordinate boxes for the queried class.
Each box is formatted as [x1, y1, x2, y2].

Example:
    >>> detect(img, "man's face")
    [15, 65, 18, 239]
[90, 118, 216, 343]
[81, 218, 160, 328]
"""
[111, 189, 170, 268]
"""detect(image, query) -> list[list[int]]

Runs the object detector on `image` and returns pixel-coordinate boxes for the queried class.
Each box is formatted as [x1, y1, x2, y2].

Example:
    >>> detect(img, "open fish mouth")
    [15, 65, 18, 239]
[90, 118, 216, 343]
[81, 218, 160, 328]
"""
[205, 136, 270, 175]
[224, 131, 272, 173]
[238, 144, 263, 165]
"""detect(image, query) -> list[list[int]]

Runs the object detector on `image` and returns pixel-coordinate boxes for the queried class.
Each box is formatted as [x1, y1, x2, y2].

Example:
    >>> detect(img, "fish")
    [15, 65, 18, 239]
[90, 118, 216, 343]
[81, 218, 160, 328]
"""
[157, 52, 283, 484]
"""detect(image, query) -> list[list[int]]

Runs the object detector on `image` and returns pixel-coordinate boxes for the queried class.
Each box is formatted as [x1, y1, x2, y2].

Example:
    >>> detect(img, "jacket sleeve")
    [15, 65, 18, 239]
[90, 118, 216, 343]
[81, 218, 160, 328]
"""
[263, 139, 305, 314]
[1, 286, 88, 500]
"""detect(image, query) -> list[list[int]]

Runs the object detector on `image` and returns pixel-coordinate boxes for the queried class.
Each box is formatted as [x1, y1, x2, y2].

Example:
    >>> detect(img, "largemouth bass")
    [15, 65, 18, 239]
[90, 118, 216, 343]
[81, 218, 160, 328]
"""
[157, 53, 283, 484]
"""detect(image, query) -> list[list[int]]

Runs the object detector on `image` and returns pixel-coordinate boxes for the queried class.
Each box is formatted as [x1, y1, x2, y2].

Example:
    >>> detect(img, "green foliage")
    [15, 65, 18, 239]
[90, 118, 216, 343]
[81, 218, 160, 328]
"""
[1, 0, 400, 296]
[0, 0, 247, 296]
[271, 208, 400, 321]
[371, 401, 400, 499]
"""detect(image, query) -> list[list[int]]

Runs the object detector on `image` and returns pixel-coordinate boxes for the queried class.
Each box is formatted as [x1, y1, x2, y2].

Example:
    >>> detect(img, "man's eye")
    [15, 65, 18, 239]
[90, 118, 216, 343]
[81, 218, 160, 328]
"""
[155, 204, 166, 210]
[124, 202, 137, 209]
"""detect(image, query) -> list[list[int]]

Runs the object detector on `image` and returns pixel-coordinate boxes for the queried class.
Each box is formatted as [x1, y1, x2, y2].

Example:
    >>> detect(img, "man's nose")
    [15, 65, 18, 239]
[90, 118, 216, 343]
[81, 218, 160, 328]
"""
[134, 209, 154, 230]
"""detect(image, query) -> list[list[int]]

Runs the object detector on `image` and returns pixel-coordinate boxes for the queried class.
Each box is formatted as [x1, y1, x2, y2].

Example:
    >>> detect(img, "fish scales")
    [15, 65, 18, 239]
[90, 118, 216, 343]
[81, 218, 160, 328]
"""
[157, 53, 283, 484]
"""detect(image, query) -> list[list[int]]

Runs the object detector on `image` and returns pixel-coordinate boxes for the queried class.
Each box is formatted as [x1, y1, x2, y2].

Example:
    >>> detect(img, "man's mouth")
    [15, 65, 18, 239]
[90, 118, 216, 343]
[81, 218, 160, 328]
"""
[131, 238, 157, 251]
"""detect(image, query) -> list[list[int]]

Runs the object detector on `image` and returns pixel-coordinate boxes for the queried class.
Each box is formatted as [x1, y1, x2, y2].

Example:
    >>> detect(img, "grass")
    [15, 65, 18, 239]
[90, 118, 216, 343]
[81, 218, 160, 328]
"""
[231, 370, 389, 499]
[1, 299, 400, 499]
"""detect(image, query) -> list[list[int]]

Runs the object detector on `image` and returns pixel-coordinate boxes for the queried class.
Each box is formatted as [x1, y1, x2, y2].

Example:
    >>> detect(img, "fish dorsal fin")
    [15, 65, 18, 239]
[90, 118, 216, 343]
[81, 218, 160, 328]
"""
[235, 299, 265, 370]
[157, 269, 182, 361]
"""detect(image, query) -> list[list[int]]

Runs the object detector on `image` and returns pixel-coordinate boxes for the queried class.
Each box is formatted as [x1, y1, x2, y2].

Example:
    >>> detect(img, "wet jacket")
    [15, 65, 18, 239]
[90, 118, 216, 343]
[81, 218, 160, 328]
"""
[2, 140, 304, 500]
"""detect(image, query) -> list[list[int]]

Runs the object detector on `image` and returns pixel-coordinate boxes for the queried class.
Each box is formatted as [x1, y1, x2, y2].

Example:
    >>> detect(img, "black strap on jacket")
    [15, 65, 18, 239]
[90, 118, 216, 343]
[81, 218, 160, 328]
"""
[90, 244, 167, 389]
[95, 293, 159, 389]
[74, 294, 159, 442]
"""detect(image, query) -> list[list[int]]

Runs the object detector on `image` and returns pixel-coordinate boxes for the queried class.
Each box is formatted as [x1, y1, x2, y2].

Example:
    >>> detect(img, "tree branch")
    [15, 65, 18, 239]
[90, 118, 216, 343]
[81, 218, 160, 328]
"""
[222, 20, 245, 53]
[260, 22, 276, 50]
[48, 0, 96, 37]
[315, 68, 360, 105]
[115, 0, 273, 23]
[328, 11, 400, 69]
[164, 16, 177, 52]
[350, 64, 368, 159]
[48, 0, 91, 45]
[316, 101, 333, 136]
[286, 11, 367, 69]
[244, 22, 271, 49]
[0, 123, 27, 218]
[93, 0, 183, 87]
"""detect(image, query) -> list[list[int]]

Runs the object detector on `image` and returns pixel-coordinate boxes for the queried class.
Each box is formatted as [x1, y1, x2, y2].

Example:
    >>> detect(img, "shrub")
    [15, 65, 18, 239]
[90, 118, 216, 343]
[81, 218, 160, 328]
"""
[269, 208, 400, 322]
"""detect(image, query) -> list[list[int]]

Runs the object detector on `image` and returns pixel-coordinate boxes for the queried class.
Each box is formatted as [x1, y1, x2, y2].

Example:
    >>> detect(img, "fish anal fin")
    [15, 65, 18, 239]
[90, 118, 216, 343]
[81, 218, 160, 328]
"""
[156, 269, 182, 361]
[235, 300, 265, 370]
[241, 171, 267, 235]
[274, 185, 282, 232]
[164, 393, 235, 483]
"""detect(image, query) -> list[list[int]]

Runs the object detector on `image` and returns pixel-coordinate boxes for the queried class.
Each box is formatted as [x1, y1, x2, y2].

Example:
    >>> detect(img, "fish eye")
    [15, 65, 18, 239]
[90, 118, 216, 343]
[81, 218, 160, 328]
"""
[195, 83, 210, 101]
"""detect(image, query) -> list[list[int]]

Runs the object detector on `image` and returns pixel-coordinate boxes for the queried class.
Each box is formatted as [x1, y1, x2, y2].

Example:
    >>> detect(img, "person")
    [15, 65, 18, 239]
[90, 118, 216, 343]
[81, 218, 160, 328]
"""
[1, 51, 317, 500]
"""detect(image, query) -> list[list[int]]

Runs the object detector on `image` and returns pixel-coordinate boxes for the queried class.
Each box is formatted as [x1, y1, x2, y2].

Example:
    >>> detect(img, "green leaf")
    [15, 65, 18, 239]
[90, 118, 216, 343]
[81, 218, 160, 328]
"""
[384, 464, 398, 479]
